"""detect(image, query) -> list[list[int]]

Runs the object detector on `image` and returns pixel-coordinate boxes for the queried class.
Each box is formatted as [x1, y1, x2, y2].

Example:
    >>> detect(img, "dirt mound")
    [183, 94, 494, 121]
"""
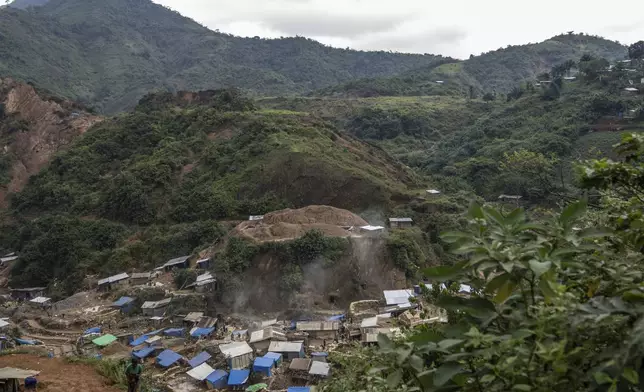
[0, 354, 121, 392]
[233, 205, 368, 242]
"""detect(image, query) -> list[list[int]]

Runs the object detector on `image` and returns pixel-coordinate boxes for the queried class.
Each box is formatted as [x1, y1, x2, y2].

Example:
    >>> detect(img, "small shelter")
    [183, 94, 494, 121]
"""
[295, 321, 339, 340]
[248, 215, 264, 221]
[268, 341, 304, 361]
[84, 327, 101, 336]
[263, 352, 283, 367]
[383, 289, 415, 306]
[227, 369, 250, 389]
[112, 297, 135, 314]
[156, 349, 182, 368]
[289, 358, 312, 378]
[184, 312, 204, 326]
[309, 361, 330, 378]
[0, 367, 40, 392]
[0, 255, 18, 266]
[206, 369, 228, 389]
[249, 327, 284, 353]
[158, 256, 190, 272]
[97, 273, 129, 291]
[187, 363, 215, 382]
[191, 327, 215, 338]
[232, 329, 249, 341]
[9, 287, 45, 301]
[359, 225, 385, 235]
[133, 346, 156, 360]
[188, 352, 211, 368]
[252, 357, 274, 377]
[130, 272, 152, 286]
[625, 87, 639, 93]
[29, 297, 51, 308]
[388, 218, 413, 229]
[219, 341, 254, 369]
[141, 298, 172, 317]
[426, 189, 441, 195]
[196, 258, 210, 269]
[311, 352, 328, 362]
[164, 328, 185, 337]
[190, 272, 216, 292]
[92, 334, 117, 347]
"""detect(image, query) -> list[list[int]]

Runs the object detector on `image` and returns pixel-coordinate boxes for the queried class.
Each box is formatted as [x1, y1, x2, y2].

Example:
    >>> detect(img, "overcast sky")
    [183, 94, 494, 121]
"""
[153, 0, 643, 59]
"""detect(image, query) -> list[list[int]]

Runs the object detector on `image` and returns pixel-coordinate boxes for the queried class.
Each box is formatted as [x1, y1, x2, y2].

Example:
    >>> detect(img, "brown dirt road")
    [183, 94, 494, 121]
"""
[0, 354, 121, 392]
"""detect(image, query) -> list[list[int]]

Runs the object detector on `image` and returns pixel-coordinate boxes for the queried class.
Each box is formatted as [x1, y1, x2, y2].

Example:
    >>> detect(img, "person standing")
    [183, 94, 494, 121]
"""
[125, 357, 143, 392]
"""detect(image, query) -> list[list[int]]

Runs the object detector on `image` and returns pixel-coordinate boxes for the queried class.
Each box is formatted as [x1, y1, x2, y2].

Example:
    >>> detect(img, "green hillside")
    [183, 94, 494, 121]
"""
[1, 89, 426, 294]
[0, 0, 445, 113]
[313, 34, 627, 98]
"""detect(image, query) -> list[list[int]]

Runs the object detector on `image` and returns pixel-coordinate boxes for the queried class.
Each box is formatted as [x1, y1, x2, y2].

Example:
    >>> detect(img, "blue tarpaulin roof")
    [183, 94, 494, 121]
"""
[264, 352, 282, 363]
[112, 297, 134, 307]
[148, 329, 164, 336]
[327, 314, 345, 321]
[84, 327, 101, 335]
[312, 352, 329, 357]
[130, 335, 149, 346]
[164, 328, 185, 337]
[227, 369, 250, 386]
[15, 338, 38, 345]
[288, 388, 311, 392]
[188, 351, 212, 368]
[133, 346, 155, 359]
[206, 369, 228, 383]
[156, 349, 182, 367]
[253, 357, 274, 370]
[191, 327, 215, 337]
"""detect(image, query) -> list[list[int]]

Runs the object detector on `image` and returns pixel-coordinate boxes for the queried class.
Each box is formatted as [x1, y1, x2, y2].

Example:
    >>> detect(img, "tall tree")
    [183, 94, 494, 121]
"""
[628, 41, 644, 60]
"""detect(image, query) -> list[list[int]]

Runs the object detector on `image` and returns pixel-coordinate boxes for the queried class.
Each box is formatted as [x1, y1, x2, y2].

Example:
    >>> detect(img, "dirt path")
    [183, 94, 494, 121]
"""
[0, 354, 121, 392]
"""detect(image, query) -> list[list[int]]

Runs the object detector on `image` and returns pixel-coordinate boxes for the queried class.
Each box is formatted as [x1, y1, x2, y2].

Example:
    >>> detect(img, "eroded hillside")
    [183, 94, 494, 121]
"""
[0, 78, 101, 206]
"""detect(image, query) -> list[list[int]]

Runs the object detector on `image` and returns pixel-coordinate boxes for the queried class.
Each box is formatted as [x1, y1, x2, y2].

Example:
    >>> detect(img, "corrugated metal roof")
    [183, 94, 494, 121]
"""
[97, 273, 129, 286]
[219, 341, 253, 358]
[184, 312, 204, 322]
[141, 298, 172, 309]
[383, 289, 415, 305]
[389, 218, 413, 222]
[360, 316, 379, 328]
[112, 297, 134, 307]
[196, 258, 210, 264]
[260, 319, 277, 327]
[309, 361, 330, 376]
[187, 363, 215, 381]
[289, 358, 311, 371]
[131, 272, 151, 279]
[249, 328, 273, 343]
[29, 297, 51, 304]
[268, 341, 303, 353]
[249, 215, 264, 221]
[295, 321, 339, 332]
[0, 367, 40, 379]
[163, 256, 190, 267]
[0, 256, 18, 263]
[360, 225, 384, 231]
[426, 189, 441, 194]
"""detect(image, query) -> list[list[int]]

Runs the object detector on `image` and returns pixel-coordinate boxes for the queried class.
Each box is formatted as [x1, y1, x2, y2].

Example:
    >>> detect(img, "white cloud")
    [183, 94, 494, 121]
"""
[153, 0, 644, 58]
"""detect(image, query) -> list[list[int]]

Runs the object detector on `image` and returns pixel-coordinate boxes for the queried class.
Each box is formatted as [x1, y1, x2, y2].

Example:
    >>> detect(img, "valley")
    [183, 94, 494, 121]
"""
[0, 0, 643, 391]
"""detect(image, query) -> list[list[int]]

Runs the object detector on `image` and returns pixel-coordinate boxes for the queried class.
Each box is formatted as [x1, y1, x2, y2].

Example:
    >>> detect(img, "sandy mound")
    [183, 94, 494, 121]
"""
[234, 205, 368, 243]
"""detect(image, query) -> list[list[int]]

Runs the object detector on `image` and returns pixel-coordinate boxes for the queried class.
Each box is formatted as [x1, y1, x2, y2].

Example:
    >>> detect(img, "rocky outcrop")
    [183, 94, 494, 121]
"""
[0, 78, 102, 206]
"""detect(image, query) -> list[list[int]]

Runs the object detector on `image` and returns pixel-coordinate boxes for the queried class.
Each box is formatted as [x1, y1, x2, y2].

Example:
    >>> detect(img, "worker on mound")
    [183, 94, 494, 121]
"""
[126, 357, 143, 392]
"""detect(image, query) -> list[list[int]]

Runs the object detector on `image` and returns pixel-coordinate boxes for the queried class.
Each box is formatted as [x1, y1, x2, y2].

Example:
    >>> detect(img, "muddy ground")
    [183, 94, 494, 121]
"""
[0, 354, 121, 392]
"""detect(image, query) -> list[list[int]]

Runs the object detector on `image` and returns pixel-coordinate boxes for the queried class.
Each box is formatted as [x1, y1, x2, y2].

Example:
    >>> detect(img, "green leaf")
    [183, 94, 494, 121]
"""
[594, 371, 613, 385]
[440, 231, 474, 243]
[528, 260, 552, 278]
[377, 333, 393, 350]
[396, 347, 413, 365]
[515, 223, 548, 232]
[408, 330, 443, 344]
[513, 385, 532, 391]
[483, 206, 506, 226]
[485, 273, 511, 294]
[494, 279, 517, 304]
[506, 208, 526, 225]
[480, 374, 496, 383]
[386, 369, 403, 389]
[422, 262, 466, 282]
[623, 368, 639, 384]
[578, 227, 613, 239]
[409, 355, 424, 372]
[438, 339, 464, 350]
[608, 383, 617, 392]
[539, 278, 557, 300]
[512, 329, 535, 339]
[560, 199, 587, 226]
[433, 363, 463, 387]
[468, 202, 484, 220]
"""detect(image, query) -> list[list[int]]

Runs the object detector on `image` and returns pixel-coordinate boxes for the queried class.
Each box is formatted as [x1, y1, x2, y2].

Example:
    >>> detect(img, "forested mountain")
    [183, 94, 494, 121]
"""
[315, 34, 627, 98]
[0, 0, 445, 113]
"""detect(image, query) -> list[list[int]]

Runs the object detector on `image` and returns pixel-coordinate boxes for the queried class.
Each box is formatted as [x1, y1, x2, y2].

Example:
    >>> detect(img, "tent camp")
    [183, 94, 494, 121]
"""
[156, 349, 182, 367]
[186, 363, 215, 381]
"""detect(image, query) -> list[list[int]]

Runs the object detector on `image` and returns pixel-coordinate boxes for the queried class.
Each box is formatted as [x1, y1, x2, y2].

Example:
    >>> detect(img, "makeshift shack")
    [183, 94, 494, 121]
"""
[252, 357, 274, 377]
[130, 272, 152, 286]
[289, 358, 312, 380]
[249, 327, 284, 353]
[188, 352, 212, 368]
[29, 297, 52, 308]
[232, 330, 249, 341]
[133, 346, 156, 360]
[187, 363, 215, 382]
[311, 352, 328, 362]
[269, 341, 304, 361]
[164, 328, 185, 338]
[219, 342, 254, 369]
[9, 287, 45, 301]
[196, 258, 210, 269]
[156, 349, 182, 368]
[190, 272, 216, 292]
[264, 352, 283, 367]
[309, 361, 330, 378]
[158, 256, 190, 272]
[112, 297, 135, 314]
[97, 273, 129, 291]
[92, 334, 117, 347]
[184, 312, 204, 326]
[388, 217, 413, 229]
[0, 367, 39, 392]
[227, 369, 250, 390]
[141, 298, 172, 317]
[296, 321, 339, 340]
[191, 327, 215, 338]
[206, 370, 228, 389]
